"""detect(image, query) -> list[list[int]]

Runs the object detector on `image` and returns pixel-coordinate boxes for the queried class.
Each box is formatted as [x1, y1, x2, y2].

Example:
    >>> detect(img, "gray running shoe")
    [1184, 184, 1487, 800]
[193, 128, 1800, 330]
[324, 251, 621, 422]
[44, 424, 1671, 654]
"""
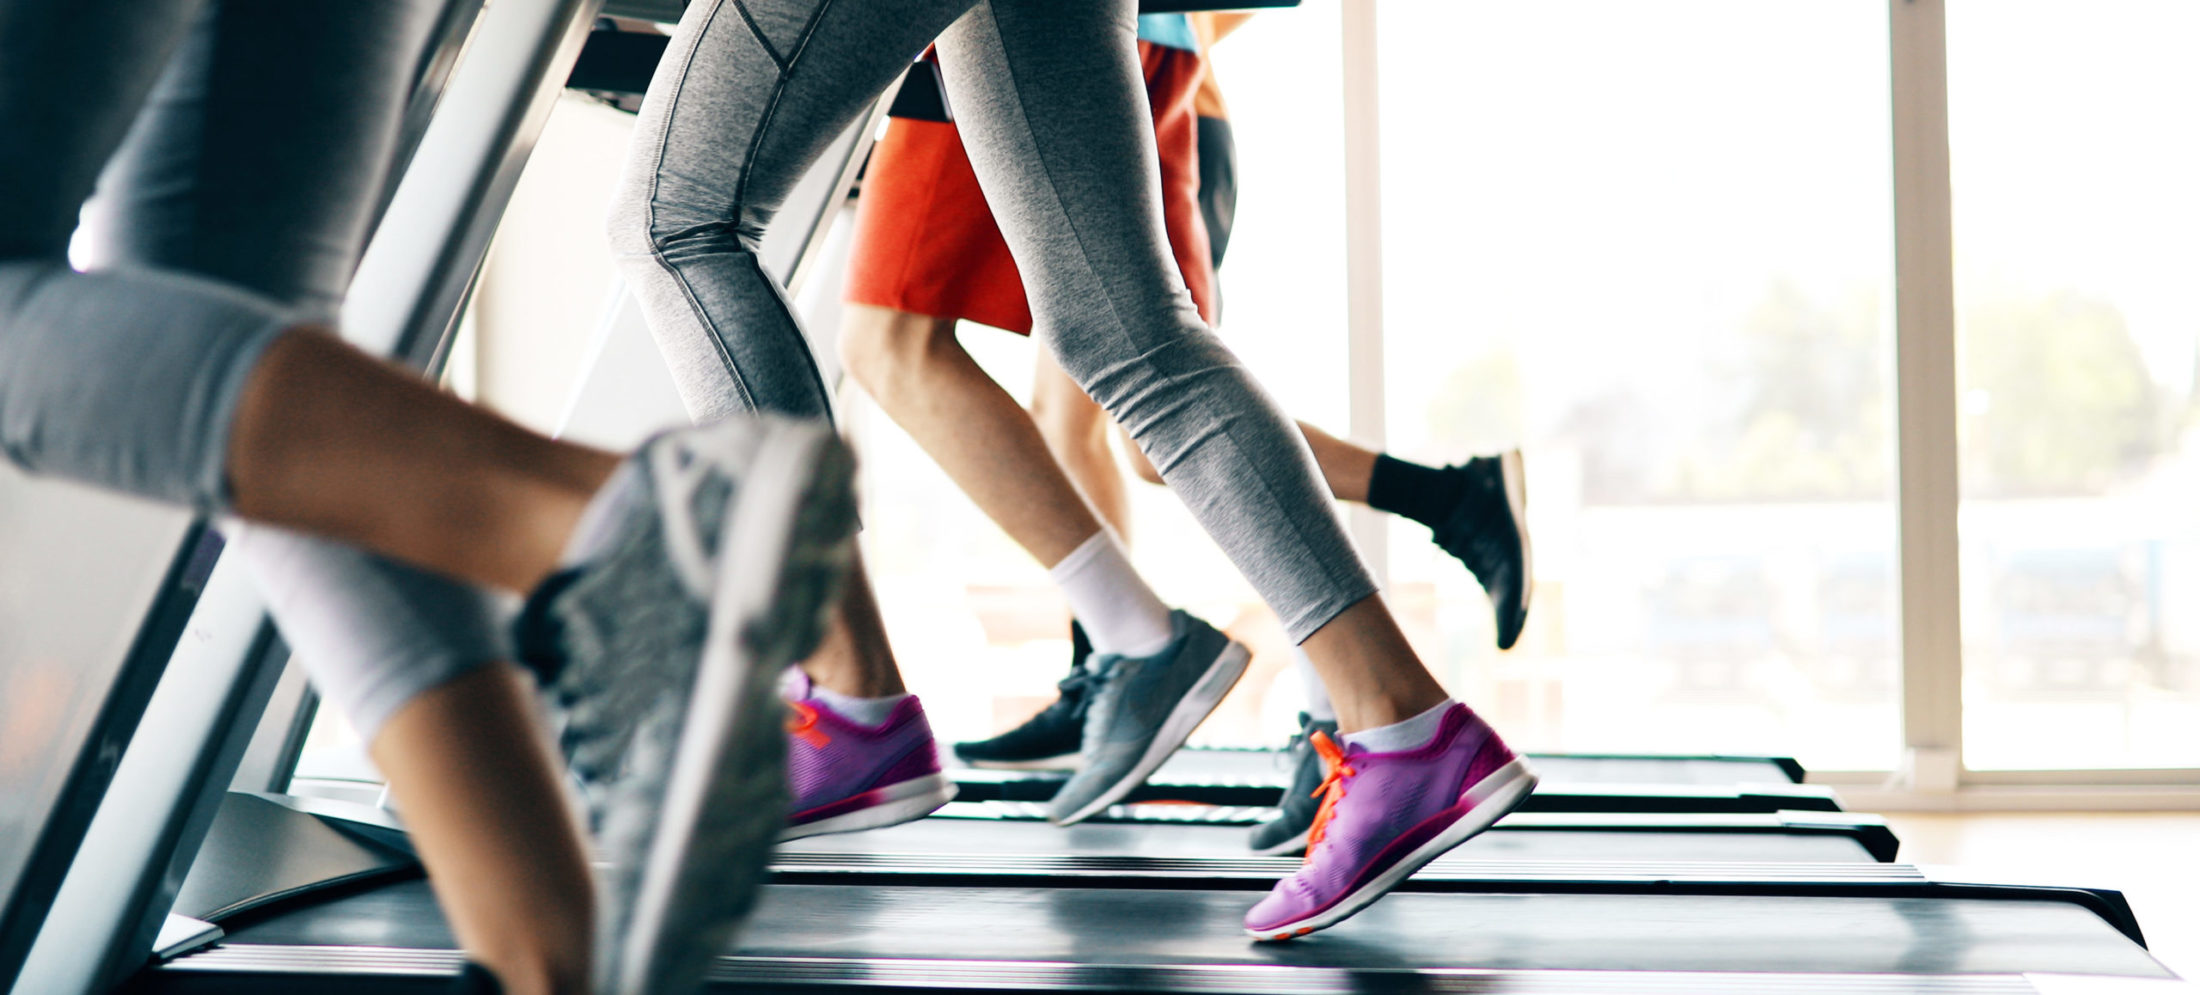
[515, 416, 857, 995]
[1047, 610, 1249, 825]
[1247, 712, 1339, 855]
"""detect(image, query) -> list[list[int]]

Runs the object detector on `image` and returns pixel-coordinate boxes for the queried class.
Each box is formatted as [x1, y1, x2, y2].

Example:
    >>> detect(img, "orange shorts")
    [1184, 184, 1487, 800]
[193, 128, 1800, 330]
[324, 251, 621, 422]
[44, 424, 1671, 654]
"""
[843, 43, 1215, 336]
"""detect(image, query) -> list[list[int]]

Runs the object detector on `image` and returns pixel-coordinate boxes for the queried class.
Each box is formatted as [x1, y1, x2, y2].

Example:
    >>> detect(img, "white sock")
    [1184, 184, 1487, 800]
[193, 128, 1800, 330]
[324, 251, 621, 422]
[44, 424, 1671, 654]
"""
[810, 685, 908, 726]
[1050, 530, 1176, 657]
[1343, 699, 1457, 754]
[1292, 646, 1337, 723]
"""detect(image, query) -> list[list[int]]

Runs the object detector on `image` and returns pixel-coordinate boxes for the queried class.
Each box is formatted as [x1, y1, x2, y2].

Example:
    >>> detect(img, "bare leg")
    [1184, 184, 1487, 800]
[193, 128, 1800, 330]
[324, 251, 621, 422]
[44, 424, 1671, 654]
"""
[225, 329, 619, 595]
[838, 304, 1104, 567]
[370, 665, 594, 995]
[1029, 351, 1132, 538]
[801, 556, 908, 696]
[1296, 597, 1447, 731]
[1293, 422, 1376, 505]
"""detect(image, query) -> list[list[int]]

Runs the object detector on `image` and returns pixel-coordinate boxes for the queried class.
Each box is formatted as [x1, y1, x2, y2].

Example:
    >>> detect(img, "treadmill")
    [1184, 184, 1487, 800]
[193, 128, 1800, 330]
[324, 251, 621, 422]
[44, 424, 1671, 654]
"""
[6, 1, 2189, 994]
[143, 862, 2176, 993]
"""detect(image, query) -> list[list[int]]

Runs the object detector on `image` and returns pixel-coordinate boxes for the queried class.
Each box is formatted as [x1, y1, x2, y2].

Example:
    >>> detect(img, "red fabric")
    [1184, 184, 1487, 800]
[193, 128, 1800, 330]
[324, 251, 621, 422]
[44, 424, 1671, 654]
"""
[844, 43, 1215, 335]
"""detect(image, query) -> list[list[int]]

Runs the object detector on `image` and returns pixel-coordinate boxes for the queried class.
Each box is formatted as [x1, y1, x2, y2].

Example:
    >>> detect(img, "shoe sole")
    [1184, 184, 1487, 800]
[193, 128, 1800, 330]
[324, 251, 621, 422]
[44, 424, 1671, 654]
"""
[954, 754, 1083, 772]
[779, 772, 959, 841]
[1497, 449, 1533, 651]
[1245, 757, 1539, 942]
[1050, 641, 1251, 826]
[614, 424, 857, 995]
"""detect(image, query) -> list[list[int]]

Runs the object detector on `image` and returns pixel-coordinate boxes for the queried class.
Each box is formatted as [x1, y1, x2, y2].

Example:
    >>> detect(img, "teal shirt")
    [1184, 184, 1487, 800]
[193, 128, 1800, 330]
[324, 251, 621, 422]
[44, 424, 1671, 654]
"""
[1136, 14, 1199, 53]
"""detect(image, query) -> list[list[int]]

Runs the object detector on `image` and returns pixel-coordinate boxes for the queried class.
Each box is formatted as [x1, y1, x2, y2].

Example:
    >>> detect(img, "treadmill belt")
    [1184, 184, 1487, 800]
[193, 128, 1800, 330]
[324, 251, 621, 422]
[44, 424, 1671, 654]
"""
[168, 878, 2172, 988]
[950, 752, 1841, 811]
[783, 812, 1883, 863]
[1136, 748, 1804, 787]
[748, 884, 2167, 978]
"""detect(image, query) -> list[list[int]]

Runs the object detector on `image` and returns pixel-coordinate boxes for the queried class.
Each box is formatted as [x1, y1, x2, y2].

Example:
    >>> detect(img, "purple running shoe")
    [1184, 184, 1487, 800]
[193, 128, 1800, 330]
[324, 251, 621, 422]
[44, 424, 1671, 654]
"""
[780, 672, 957, 840]
[1243, 703, 1537, 941]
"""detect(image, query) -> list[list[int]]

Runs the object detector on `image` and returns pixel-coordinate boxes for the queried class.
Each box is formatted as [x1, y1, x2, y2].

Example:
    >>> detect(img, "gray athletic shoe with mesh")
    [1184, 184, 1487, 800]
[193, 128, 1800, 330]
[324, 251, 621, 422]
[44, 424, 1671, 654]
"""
[515, 415, 857, 995]
[1047, 610, 1250, 825]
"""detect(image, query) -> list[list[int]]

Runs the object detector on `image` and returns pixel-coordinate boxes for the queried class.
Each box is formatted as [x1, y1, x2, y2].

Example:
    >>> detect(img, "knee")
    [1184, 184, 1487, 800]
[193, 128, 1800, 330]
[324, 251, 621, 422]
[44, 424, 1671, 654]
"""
[603, 179, 759, 267]
[1028, 377, 1104, 453]
[836, 306, 953, 404]
[603, 177, 662, 261]
[1123, 432, 1165, 486]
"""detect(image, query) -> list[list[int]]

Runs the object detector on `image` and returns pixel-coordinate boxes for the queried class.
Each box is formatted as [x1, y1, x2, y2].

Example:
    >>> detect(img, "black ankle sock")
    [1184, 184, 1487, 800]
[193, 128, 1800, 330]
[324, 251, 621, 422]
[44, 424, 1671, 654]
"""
[511, 567, 583, 685]
[1367, 454, 1468, 529]
[452, 963, 505, 994]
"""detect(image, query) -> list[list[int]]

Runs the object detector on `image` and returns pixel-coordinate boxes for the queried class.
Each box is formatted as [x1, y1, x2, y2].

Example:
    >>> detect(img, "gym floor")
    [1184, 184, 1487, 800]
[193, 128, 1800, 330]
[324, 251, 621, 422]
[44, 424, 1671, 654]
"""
[1885, 812, 2200, 978]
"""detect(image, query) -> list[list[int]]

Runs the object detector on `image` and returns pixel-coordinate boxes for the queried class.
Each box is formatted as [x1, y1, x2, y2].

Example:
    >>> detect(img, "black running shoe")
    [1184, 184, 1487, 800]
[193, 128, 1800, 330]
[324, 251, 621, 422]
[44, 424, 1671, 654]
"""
[1430, 450, 1533, 650]
[449, 964, 503, 994]
[1248, 712, 1339, 855]
[953, 624, 1096, 770]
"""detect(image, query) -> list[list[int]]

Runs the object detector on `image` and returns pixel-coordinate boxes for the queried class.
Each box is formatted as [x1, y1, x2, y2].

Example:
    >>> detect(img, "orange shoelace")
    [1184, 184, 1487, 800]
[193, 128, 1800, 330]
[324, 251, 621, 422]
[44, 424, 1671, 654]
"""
[786, 700, 830, 747]
[1302, 730, 1356, 862]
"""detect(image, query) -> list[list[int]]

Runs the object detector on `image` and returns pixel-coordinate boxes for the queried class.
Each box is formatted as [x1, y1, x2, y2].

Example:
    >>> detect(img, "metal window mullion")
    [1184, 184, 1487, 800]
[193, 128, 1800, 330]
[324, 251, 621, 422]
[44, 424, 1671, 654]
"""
[1340, 0, 1388, 585]
[1888, 0, 1964, 790]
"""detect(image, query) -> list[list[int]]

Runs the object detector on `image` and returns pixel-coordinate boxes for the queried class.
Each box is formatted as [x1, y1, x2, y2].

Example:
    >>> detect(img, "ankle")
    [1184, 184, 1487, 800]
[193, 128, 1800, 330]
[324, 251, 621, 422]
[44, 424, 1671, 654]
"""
[810, 684, 912, 725]
[1340, 699, 1457, 752]
[1334, 689, 1449, 736]
[801, 663, 907, 699]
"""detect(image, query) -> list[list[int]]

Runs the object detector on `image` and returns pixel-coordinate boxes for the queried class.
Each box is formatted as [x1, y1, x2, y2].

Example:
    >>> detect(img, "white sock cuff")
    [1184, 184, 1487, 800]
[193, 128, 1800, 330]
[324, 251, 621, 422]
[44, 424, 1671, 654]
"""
[1049, 530, 1176, 658]
[1048, 529, 1119, 578]
[810, 686, 909, 726]
[1342, 699, 1457, 754]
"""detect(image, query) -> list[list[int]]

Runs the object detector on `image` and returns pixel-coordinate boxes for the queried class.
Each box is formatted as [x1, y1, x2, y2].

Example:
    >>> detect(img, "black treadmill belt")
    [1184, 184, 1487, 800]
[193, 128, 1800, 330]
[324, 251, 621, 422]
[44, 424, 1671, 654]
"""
[952, 775, 1846, 812]
[950, 750, 1840, 811]
[783, 813, 1881, 863]
[1140, 749, 1804, 787]
[178, 878, 2171, 985]
[749, 885, 2167, 978]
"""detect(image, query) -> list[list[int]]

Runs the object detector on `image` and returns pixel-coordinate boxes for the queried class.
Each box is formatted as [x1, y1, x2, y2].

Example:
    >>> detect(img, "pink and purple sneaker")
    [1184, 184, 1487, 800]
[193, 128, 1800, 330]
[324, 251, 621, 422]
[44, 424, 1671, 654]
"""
[780, 673, 958, 840]
[1243, 703, 1537, 941]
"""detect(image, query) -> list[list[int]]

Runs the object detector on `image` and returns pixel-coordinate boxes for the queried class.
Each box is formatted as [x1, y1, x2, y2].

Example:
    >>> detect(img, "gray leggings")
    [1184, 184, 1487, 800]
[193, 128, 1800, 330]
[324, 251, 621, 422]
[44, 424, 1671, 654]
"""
[1, 0, 505, 740]
[611, 0, 1375, 640]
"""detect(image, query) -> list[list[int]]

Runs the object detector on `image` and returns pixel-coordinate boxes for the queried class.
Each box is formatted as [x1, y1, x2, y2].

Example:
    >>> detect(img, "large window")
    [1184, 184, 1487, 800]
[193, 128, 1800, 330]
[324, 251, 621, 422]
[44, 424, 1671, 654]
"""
[1948, 0, 2200, 770]
[1376, 0, 1900, 771]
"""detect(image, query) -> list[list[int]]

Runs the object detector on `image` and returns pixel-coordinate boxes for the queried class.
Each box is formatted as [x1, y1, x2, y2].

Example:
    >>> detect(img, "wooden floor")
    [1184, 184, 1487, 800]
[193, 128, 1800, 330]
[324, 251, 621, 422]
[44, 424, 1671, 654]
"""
[1885, 813, 2200, 980]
